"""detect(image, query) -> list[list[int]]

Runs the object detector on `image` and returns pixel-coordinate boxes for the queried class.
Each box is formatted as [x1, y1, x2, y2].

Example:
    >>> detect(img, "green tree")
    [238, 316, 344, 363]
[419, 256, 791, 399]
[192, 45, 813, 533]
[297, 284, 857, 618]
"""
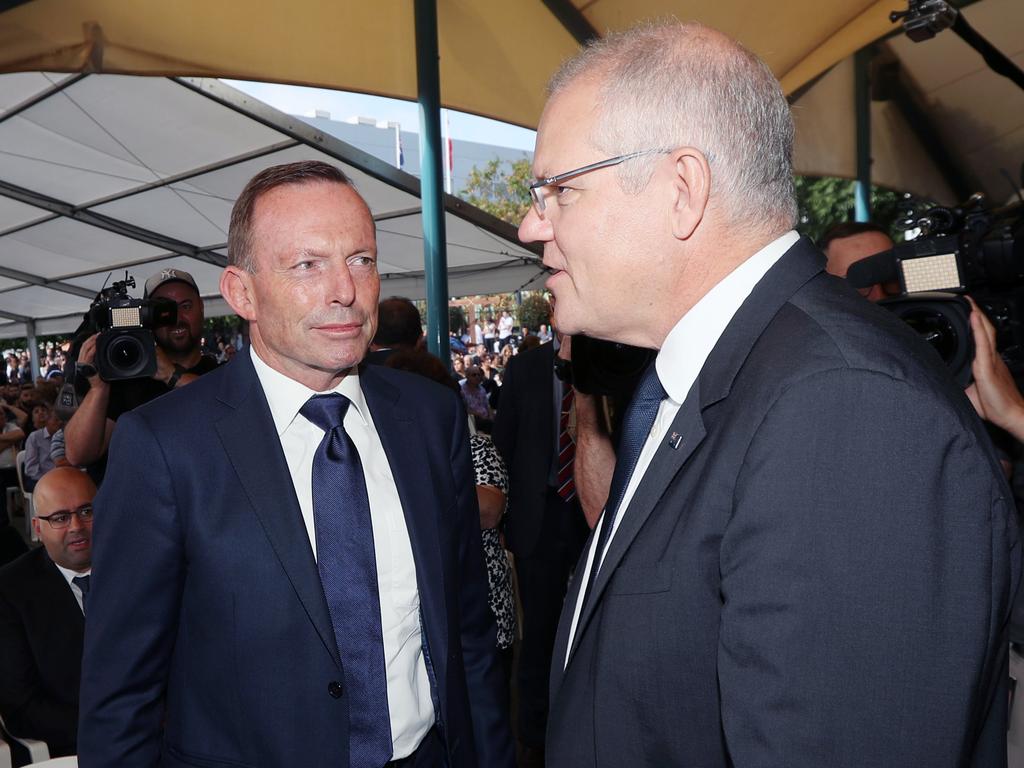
[460, 157, 533, 226]
[794, 176, 934, 244]
[518, 293, 551, 334]
[448, 305, 467, 336]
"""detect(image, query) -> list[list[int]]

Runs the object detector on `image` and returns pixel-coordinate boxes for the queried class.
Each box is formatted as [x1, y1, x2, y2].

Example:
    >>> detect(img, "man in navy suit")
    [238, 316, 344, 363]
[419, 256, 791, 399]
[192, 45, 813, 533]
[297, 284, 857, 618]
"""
[519, 21, 1019, 767]
[79, 161, 513, 767]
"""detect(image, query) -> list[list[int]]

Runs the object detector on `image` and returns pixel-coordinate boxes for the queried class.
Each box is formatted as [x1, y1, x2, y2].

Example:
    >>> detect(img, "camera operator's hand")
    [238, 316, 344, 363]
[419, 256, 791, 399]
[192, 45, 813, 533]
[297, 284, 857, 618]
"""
[966, 297, 1024, 442]
[77, 333, 108, 392]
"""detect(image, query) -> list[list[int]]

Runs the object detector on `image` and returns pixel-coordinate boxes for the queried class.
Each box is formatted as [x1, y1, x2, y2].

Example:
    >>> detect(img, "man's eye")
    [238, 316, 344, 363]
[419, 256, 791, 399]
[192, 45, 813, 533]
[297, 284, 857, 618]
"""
[350, 255, 375, 267]
[51, 514, 71, 525]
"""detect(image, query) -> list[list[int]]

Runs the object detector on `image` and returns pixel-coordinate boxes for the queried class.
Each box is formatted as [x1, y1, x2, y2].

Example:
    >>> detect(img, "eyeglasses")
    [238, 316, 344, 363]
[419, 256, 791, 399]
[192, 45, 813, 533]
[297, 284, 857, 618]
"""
[37, 504, 93, 529]
[528, 148, 671, 215]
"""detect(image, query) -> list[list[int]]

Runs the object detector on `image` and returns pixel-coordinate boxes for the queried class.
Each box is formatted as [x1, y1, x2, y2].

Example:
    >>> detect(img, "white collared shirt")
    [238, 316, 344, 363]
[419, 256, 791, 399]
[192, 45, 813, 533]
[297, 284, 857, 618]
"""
[250, 348, 433, 759]
[565, 231, 799, 664]
[55, 563, 91, 614]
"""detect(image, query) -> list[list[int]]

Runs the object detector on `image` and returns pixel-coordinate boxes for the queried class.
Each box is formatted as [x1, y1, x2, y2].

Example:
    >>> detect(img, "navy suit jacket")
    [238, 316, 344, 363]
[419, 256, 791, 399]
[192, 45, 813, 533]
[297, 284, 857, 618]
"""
[546, 237, 1020, 767]
[79, 351, 512, 767]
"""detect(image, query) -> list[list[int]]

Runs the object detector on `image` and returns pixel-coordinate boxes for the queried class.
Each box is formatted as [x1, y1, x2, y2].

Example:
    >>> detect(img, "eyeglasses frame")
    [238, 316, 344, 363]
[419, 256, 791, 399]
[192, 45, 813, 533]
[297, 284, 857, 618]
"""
[528, 148, 672, 214]
[36, 504, 94, 529]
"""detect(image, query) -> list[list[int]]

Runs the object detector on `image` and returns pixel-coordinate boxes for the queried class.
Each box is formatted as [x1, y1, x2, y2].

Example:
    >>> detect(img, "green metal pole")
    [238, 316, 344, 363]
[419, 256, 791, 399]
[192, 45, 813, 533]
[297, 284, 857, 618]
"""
[414, 0, 451, 362]
[854, 47, 872, 222]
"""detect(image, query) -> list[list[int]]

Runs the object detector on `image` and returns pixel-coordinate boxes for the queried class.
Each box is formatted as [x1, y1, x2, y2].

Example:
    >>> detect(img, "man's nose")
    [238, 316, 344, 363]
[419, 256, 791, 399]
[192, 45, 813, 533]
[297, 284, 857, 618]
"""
[326, 261, 357, 305]
[68, 511, 88, 532]
[519, 205, 553, 244]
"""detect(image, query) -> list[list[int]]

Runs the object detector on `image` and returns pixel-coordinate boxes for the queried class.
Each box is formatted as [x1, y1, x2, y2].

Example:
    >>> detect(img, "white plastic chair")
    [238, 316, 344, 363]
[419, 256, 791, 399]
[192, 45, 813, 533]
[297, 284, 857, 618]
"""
[0, 713, 49, 763]
[14, 450, 35, 542]
[28, 758, 75, 767]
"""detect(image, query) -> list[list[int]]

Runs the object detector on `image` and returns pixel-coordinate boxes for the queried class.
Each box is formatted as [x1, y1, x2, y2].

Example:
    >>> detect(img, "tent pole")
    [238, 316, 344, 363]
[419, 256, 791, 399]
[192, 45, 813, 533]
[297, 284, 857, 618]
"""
[414, 0, 451, 363]
[854, 47, 872, 222]
[25, 319, 39, 382]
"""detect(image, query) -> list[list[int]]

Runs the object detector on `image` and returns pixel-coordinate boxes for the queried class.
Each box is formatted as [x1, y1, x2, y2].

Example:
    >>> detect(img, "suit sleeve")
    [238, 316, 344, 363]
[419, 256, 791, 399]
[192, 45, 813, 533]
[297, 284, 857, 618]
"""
[0, 591, 78, 751]
[449, 397, 515, 768]
[491, 356, 519, 471]
[78, 411, 185, 768]
[719, 368, 1018, 767]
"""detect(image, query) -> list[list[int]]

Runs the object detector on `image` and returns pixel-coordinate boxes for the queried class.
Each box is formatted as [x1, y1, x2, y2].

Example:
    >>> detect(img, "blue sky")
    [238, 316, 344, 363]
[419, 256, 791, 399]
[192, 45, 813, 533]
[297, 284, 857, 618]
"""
[224, 80, 537, 152]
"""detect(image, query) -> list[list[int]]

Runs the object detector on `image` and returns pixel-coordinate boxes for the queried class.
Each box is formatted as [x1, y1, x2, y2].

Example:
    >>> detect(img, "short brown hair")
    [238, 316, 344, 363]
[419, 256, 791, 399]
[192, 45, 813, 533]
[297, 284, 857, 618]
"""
[228, 161, 353, 272]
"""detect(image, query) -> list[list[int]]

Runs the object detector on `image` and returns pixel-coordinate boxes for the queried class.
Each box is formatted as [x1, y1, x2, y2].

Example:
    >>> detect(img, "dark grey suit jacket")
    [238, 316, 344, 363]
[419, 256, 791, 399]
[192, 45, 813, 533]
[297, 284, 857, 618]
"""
[0, 547, 84, 757]
[547, 237, 1020, 767]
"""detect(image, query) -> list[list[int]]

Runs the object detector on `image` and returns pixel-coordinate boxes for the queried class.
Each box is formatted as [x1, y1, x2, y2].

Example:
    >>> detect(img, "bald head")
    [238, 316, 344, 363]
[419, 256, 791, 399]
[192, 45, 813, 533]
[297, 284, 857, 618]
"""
[33, 468, 96, 572]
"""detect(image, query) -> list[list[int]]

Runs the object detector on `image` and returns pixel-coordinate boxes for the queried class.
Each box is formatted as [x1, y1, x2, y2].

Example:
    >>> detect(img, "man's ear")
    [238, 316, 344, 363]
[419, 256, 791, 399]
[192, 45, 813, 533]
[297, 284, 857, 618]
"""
[668, 147, 712, 241]
[220, 266, 256, 322]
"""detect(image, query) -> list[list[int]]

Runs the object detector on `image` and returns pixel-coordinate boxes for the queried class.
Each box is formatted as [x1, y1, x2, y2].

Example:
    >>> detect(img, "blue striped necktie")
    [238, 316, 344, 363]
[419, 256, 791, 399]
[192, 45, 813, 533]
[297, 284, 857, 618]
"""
[301, 393, 393, 767]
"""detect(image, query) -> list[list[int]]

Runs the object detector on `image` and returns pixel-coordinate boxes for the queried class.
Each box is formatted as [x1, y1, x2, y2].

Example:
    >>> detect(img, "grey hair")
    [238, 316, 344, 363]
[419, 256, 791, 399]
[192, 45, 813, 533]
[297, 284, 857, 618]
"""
[548, 20, 797, 231]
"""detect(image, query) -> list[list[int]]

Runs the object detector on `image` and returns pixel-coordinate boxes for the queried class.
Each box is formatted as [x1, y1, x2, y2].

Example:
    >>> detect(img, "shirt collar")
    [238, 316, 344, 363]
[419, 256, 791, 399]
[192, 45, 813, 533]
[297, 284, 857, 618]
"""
[249, 346, 369, 436]
[54, 561, 90, 585]
[655, 230, 799, 404]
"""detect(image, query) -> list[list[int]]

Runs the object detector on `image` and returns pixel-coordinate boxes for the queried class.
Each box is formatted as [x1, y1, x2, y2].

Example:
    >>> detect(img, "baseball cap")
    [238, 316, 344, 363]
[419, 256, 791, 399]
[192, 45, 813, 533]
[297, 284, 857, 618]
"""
[144, 268, 200, 299]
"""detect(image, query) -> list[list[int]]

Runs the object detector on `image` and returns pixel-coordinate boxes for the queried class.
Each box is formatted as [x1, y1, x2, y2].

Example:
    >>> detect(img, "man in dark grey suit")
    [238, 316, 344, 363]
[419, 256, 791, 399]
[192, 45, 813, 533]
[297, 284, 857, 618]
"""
[518, 20, 1019, 767]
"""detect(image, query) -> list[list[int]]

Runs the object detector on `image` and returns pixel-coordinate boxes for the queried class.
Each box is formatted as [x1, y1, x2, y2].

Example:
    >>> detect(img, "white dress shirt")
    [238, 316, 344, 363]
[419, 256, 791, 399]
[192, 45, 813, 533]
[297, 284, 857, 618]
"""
[565, 231, 799, 663]
[55, 563, 91, 614]
[250, 348, 433, 759]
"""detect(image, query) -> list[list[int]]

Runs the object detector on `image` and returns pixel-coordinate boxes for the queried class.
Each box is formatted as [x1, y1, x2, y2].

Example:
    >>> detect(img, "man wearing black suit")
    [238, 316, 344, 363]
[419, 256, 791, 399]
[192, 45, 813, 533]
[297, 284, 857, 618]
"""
[492, 336, 589, 752]
[79, 161, 513, 767]
[365, 296, 423, 366]
[0, 467, 96, 757]
[519, 21, 1019, 767]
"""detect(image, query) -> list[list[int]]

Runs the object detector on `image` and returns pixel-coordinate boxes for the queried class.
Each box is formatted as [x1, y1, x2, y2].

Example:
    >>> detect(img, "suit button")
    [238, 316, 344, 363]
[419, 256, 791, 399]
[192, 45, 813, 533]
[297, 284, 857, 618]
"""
[328, 681, 343, 699]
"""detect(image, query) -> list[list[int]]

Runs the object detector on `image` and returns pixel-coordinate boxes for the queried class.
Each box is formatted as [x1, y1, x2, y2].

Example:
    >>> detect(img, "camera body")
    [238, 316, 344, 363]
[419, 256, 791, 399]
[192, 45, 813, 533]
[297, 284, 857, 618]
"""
[88, 277, 177, 381]
[846, 197, 1023, 384]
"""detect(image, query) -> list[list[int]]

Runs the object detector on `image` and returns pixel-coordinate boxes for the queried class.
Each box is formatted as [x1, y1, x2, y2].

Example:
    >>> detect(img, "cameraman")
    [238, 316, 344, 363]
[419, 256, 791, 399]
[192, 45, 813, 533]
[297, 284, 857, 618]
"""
[64, 269, 217, 472]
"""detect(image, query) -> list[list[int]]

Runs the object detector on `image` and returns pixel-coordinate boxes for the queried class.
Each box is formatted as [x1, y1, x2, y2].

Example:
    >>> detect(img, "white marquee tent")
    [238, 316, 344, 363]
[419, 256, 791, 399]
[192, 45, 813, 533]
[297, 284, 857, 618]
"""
[0, 74, 544, 340]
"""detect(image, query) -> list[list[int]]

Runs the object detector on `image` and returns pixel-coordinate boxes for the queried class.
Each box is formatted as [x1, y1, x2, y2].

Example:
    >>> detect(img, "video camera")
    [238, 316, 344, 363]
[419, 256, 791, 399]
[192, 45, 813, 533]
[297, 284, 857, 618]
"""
[87, 275, 177, 381]
[846, 195, 1024, 385]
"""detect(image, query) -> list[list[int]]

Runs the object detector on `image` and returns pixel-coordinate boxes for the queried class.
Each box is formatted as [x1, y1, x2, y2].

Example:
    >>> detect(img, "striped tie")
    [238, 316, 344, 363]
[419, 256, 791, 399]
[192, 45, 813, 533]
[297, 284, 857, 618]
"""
[556, 387, 576, 501]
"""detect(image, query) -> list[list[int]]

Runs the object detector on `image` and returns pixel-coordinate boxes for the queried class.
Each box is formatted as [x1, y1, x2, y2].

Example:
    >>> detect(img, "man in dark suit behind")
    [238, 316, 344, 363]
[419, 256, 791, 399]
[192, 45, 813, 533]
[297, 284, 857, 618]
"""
[492, 336, 589, 753]
[0, 467, 96, 758]
[79, 161, 512, 768]
[365, 296, 424, 366]
[518, 21, 1019, 767]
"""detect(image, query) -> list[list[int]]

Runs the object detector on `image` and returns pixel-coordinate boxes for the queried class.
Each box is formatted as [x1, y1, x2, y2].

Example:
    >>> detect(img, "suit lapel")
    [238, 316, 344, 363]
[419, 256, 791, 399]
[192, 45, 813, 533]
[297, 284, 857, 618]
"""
[563, 394, 706, 668]
[360, 366, 449, 669]
[213, 352, 340, 669]
[560, 237, 825, 671]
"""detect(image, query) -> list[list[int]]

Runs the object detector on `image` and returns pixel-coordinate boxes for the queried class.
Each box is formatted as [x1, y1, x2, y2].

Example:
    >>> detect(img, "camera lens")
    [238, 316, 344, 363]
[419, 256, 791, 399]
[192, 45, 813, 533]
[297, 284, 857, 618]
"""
[106, 334, 146, 376]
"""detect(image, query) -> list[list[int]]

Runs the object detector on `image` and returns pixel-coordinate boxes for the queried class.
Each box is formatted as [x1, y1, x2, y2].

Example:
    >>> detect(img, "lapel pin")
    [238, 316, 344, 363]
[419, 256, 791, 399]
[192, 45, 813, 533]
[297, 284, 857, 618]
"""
[668, 432, 683, 450]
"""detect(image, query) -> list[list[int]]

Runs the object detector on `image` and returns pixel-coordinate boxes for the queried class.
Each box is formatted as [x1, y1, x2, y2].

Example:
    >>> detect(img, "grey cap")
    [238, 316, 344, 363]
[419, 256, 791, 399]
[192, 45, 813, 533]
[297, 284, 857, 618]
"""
[144, 268, 199, 298]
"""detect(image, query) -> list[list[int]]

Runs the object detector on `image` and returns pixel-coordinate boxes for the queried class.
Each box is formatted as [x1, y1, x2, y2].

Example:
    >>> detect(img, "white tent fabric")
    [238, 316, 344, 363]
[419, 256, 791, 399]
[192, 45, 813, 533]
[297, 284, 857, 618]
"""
[0, 74, 544, 339]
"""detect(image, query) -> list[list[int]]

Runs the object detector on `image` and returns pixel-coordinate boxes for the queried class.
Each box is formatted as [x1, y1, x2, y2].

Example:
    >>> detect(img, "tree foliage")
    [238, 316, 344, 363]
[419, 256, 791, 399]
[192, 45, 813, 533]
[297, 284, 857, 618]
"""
[518, 293, 552, 334]
[448, 305, 467, 335]
[794, 176, 934, 244]
[460, 157, 533, 226]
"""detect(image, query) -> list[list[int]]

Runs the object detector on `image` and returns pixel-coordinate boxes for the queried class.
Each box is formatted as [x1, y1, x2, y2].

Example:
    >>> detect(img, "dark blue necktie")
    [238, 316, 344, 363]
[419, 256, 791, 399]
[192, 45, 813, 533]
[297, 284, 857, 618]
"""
[301, 393, 392, 767]
[581, 363, 666, 609]
[73, 574, 90, 614]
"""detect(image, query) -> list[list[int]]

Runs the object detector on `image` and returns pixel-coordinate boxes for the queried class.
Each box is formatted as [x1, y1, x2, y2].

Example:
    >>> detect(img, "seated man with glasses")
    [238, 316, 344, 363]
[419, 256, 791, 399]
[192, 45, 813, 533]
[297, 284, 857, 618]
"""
[0, 467, 95, 759]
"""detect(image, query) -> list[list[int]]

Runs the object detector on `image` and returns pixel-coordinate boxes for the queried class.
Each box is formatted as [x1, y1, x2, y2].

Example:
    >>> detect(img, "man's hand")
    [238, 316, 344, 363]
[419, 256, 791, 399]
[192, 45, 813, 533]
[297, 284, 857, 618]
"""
[966, 297, 1024, 441]
[77, 334, 108, 392]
